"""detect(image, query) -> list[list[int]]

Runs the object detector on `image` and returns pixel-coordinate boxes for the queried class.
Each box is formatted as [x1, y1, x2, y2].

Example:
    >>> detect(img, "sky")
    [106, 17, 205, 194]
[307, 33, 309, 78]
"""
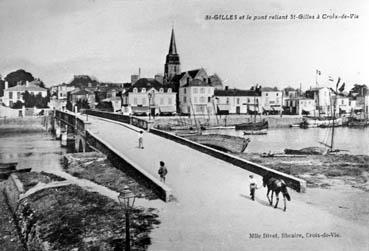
[0, 0, 368, 91]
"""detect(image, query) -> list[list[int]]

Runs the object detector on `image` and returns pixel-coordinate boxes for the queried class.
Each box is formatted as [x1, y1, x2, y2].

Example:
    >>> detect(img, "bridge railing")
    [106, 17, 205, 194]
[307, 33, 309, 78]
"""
[84, 109, 153, 130]
[85, 110, 130, 124]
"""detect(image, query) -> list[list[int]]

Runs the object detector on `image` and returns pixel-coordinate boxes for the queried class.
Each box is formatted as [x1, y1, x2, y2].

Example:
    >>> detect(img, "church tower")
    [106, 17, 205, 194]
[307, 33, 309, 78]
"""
[164, 28, 181, 82]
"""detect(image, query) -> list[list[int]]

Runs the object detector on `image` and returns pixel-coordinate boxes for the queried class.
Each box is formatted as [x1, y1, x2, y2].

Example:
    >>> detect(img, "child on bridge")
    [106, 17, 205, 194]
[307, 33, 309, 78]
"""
[158, 161, 168, 183]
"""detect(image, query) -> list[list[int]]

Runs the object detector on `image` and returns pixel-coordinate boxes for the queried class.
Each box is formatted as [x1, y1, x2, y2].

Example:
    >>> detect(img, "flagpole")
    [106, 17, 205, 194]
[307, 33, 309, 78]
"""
[316, 70, 320, 117]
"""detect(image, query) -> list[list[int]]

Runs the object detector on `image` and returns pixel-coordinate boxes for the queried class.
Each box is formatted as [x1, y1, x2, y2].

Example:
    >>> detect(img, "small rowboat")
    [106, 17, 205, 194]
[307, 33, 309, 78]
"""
[243, 129, 268, 135]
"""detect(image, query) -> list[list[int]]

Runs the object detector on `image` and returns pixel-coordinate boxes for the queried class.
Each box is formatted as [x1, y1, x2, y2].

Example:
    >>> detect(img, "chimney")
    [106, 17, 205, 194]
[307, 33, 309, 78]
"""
[5, 81, 8, 89]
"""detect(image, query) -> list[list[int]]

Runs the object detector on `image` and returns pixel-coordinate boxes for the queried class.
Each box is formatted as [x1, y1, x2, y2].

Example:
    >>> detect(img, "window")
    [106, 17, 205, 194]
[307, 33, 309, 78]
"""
[133, 97, 137, 105]
[199, 97, 205, 103]
[237, 98, 240, 104]
[247, 98, 250, 103]
[160, 88, 164, 93]
[200, 88, 205, 94]
[276, 93, 279, 96]
[266, 93, 268, 96]
[133, 88, 138, 93]
[208, 97, 211, 102]
[183, 96, 187, 103]
[142, 98, 146, 105]
[193, 88, 198, 94]
[168, 88, 172, 93]
[9, 92, 13, 99]
[168, 97, 172, 105]
[184, 88, 186, 94]
[226, 98, 229, 104]
[160, 98, 164, 105]
[194, 97, 198, 103]
[17, 92, 21, 99]
[142, 88, 146, 93]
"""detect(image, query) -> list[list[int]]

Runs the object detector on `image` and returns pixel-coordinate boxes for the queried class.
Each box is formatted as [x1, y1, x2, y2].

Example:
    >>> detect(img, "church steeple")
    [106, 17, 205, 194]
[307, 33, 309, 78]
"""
[168, 28, 177, 54]
[164, 27, 181, 82]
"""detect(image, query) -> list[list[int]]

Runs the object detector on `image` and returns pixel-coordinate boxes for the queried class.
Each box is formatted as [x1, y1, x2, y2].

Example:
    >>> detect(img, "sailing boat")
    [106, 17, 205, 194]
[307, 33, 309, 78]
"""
[318, 77, 346, 153]
[286, 77, 346, 155]
[235, 85, 269, 132]
[176, 101, 251, 153]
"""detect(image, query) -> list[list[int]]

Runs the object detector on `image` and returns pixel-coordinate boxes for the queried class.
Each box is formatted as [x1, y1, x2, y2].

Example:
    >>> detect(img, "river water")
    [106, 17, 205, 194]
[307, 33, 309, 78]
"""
[205, 127, 369, 155]
[0, 131, 67, 172]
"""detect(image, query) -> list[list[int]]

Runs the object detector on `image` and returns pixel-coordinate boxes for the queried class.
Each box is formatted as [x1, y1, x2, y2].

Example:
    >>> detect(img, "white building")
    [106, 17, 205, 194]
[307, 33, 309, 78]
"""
[2, 81, 48, 107]
[285, 97, 316, 115]
[125, 78, 176, 115]
[214, 88, 261, 114]
[179, 79, 214, 115]
[56, 83, 75, 100]
[260, 87, 283, 114]
[305, 87, 332, 115]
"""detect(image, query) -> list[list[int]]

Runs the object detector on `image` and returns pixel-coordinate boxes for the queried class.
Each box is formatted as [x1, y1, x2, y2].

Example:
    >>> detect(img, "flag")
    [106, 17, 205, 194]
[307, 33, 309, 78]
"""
[316, 69, 321, 75]
[336, 77, 341, 89]
[328, 76, 334, 82]
[339, 82, 345, 92]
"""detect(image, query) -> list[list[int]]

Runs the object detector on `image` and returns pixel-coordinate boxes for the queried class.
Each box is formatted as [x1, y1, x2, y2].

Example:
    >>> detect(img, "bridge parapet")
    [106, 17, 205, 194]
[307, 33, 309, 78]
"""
[85, 109, 154, 131]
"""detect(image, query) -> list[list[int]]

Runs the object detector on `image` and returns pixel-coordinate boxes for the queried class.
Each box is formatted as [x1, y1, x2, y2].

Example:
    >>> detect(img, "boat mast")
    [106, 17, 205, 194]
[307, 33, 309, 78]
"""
[316, 71, 321, 118]
[330, 86, 337, 152]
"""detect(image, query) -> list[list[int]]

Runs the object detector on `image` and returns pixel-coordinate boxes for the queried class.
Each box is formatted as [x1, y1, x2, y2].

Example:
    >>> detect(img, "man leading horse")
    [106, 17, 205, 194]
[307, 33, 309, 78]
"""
[263, 174, 291, 211]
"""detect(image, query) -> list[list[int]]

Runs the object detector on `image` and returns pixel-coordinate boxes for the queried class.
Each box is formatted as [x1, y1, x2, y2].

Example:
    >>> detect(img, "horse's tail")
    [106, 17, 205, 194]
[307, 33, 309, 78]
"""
[281, 181, 291, 201]
[285, 192, 291, 201]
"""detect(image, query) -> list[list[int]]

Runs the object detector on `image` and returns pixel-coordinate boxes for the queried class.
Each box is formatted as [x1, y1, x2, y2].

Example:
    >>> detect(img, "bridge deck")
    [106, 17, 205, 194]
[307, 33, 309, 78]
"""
[82, 115, 368, 251]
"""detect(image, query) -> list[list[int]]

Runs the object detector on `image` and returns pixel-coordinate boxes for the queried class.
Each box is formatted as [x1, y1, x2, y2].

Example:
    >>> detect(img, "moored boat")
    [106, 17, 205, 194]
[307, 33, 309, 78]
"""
[235, 119, 268, 131]
[243, 129, 268, 135]
[179, 134, 251, 153]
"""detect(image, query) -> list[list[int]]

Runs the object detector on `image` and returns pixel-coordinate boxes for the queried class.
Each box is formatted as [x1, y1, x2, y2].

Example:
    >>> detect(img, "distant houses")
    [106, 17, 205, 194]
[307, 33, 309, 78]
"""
[2, 80, 48, 107]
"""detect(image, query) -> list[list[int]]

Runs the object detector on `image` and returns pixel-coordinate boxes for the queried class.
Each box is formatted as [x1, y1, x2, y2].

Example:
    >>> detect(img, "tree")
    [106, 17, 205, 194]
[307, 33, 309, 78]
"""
[76, 99, 90, 111]
[22, 91, 50, 108]
[66, 101, 73, 111]
[12, 101, 24, 109]
[349, 84, 368, 97]
[4, 69, 34, 88]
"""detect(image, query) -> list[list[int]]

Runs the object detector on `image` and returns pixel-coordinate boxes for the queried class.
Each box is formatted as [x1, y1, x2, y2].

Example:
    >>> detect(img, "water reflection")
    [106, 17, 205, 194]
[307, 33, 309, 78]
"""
[0, 131, 67, 172]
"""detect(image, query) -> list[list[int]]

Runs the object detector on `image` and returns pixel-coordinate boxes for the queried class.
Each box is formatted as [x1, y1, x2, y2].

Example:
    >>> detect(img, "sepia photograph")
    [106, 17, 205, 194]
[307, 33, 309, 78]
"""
[0, 0, 368, 250]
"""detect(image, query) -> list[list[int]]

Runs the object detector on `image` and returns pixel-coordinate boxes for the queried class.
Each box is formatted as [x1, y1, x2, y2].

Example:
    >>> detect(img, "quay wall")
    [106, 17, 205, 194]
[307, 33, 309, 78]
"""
[85, 130, 173, 202]
[150, 128, 307, 193]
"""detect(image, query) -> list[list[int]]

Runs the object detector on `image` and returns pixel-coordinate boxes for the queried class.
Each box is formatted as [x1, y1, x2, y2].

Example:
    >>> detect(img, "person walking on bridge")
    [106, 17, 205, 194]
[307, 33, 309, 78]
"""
[249, 175, 258, 201]
[158, 161, 168, 183]
[138, 131, 144, 149]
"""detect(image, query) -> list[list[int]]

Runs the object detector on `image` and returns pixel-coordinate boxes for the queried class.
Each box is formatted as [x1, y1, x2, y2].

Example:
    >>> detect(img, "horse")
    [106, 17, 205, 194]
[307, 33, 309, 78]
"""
[263, 175, 291, 211]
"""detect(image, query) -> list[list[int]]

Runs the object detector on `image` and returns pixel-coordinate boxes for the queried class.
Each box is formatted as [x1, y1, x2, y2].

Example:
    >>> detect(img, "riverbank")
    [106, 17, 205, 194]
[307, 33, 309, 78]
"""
[63, 152, 158, 200]
[239, 153, 369, 191]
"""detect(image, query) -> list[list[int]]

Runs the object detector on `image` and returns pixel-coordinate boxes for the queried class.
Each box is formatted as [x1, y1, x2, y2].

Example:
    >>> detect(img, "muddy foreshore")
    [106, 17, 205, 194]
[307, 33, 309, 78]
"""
[237, 152, 369, 192]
